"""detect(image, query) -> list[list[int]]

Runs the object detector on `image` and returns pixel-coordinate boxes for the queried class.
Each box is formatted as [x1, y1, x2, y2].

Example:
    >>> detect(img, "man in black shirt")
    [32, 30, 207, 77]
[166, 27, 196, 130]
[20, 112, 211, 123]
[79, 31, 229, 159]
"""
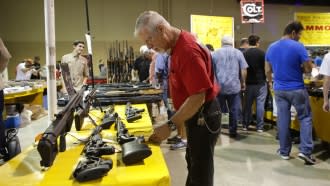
[133, 45, 151, 82]
[238, 38, 249, 52]
[242, 35, 267, 132]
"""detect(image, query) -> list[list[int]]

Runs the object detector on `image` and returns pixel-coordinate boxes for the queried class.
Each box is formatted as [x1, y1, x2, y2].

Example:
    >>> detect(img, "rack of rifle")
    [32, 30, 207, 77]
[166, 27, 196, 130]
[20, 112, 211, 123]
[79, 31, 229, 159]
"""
[107, 40, 135, 83]
[89, 83, 163, 105]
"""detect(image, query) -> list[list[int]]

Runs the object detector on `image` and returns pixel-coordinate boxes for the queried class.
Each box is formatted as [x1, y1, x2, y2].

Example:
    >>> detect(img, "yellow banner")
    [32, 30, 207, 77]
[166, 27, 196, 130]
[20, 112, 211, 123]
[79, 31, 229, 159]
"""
[295, 12, 330, 46]
[190, 15, 234, 49]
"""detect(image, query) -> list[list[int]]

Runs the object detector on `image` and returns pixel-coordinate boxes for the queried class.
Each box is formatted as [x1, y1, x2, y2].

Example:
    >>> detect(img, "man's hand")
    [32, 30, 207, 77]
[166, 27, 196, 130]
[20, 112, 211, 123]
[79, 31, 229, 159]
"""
[323, 101, 330, 112]
[148, 122, 171, 144]
[268, 81, 273, 90]
[241, 82, 246, 91]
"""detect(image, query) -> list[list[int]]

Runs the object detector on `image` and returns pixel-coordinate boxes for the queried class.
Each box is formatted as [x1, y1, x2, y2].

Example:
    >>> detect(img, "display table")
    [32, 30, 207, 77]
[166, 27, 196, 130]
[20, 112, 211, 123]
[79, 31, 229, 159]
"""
[309, 96, 330, 142]
[0, 104, 170, 186]
[4, 87, 44, 105]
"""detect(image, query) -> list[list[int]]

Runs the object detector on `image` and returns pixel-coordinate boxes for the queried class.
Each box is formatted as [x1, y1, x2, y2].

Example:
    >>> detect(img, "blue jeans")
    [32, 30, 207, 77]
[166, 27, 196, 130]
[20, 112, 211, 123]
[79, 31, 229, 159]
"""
[243, 83, 267, 130]
[274, 89, 313, 156]
[217, 93, 241, 135]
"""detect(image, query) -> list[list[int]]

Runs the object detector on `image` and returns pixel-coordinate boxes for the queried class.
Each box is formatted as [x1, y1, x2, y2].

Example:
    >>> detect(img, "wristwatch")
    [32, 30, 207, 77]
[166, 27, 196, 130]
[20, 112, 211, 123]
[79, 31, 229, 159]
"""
[167, 120, 176, 131]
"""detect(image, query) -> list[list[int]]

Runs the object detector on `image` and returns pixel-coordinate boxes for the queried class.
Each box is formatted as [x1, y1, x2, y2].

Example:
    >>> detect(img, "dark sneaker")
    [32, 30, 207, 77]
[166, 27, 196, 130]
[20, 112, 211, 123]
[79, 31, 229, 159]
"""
[277, 150, 290, 160]
[166, 136, 181, 144]
[298, 153, 316, 165]
[170, 141, 187, 150]
[229, 133, 237, 138]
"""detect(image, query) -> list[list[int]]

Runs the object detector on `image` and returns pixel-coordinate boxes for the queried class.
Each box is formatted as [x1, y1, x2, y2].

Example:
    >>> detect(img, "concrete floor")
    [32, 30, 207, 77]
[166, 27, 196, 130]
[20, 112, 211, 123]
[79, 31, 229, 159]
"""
[16, 115, 330, 186]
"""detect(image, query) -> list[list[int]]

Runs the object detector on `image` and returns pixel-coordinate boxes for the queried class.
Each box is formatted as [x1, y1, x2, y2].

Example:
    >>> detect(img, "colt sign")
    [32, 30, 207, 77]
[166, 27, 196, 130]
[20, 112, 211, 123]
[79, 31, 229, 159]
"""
[240, 0, 264, 24]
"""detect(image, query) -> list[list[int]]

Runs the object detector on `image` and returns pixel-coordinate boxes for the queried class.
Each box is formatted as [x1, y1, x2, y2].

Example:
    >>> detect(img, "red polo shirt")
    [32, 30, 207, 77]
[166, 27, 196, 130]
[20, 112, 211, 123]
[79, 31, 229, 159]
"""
[169, 31, 219, 110]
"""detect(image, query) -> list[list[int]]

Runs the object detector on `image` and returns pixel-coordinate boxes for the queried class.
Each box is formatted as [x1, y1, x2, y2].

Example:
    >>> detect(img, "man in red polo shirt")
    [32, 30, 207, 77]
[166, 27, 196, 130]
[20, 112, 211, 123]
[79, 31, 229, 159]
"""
[135, 11, 221, 186]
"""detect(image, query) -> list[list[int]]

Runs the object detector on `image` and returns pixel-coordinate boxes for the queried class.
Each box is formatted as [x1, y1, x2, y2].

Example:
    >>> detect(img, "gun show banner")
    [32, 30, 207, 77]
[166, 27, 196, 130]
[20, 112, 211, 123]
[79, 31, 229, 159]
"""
[190, 15, 234, 49]
[295, 12, 330, 46]
[240, 0, 264, 24]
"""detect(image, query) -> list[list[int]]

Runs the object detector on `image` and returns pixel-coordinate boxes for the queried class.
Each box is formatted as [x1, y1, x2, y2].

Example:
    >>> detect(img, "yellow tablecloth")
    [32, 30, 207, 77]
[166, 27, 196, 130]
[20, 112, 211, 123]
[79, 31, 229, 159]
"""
[0, 104, 170, 186]
[4, 87, 44, 105]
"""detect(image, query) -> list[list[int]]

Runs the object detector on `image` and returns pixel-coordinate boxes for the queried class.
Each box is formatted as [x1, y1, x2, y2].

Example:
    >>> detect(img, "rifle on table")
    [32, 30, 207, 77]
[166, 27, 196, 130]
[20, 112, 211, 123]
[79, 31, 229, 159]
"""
[73, 125, 115, 182]
[125, 102, 145, 122]
[37, 86, 85, 167]
[74, 88, 101, 131]
[115, 115, 151, 165]
[99, 105, 116, 129]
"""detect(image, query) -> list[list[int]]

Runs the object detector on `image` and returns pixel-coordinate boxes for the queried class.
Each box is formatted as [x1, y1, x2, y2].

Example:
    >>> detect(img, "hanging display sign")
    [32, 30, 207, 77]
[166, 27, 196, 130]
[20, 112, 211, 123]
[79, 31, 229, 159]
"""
[240, 0, 264, 24]
[190, 15, 234, 49]
[295, 12, 330, 46]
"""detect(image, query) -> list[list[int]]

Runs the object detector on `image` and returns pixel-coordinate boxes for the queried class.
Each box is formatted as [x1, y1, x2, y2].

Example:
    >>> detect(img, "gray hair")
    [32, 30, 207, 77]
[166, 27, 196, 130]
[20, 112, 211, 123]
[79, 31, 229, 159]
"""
[134, 11, 170, 37]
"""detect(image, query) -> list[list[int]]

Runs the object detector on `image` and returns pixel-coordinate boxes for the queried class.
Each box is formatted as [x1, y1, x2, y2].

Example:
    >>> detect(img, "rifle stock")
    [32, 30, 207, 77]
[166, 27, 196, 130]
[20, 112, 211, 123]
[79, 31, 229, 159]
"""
[73, 125, 115, 182]
[115, 114, 152, 165]
[37, 86, 85, 167]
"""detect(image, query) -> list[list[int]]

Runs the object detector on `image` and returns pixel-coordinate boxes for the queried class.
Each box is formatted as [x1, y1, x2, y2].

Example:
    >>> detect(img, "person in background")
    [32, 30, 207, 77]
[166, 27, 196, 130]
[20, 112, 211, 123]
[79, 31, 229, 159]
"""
[238, 37, 249, 52]
[15, 58, 38, 80]
[98, 59, 107, 77]
[30, 56, 41, 79]
[0, 38, 11, 163]
[265, 21, 315, 165]
[242, 35, 267, 132]
[135, 11, 221, 186]
[212, 35, 248, 138]
[155, 54, 187, 150]
[237, 38, 249, 124]
[148, 49, 157, 85]
[155, 53, 186, 149]
[155, 53, 172, 116]
[133, 45, 151, 82]
[61, 40, 89, 91]
[313, 52, 323, 67]
[319, 51, 330, 112]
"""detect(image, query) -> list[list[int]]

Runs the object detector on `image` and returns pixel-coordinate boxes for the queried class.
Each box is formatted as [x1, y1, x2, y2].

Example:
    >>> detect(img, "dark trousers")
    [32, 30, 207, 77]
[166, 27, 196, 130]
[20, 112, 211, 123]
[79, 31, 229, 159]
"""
[185, 99, 221, 186]
[217, 93, 241, 135]
[0, 90, 6, 153]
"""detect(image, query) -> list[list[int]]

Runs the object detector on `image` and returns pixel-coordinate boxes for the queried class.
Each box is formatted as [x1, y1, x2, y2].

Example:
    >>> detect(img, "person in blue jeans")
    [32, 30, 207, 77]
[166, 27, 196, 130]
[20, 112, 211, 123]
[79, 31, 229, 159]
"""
[243, 35, 267, 132]
[212, 35, 248, 138]
[265, 21, 315, 165]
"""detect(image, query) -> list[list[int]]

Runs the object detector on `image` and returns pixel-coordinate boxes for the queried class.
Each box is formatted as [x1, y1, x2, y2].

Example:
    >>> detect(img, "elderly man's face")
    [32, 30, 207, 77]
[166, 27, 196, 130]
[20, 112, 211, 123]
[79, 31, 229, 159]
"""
[138, 26, 167, 53]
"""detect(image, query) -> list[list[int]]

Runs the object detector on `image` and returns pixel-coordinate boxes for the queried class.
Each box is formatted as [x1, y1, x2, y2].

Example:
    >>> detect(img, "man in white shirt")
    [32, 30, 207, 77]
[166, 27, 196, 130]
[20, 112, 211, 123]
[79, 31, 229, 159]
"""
[15, 59, 38, 80]
[319, 52, 330, 112]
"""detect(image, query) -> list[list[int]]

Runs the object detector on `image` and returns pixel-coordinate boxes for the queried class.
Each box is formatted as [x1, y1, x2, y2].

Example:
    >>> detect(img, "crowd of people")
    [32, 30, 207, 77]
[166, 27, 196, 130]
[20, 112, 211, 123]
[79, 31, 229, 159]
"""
[134, 11, 330, 186]
[1, 9, 330, 186]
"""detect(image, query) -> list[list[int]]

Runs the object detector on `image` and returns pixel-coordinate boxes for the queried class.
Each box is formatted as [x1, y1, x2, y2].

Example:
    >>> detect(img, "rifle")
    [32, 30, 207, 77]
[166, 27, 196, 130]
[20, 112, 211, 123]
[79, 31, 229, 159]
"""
[74, 88, 100, 131]
[37, 86, 85, 167]
[115, 115, 151, 165]
[125, 102, 145, 122]
[73, 125, 115, 182]
[100, 105, 116, 129]
[107, 40, 135, 83]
